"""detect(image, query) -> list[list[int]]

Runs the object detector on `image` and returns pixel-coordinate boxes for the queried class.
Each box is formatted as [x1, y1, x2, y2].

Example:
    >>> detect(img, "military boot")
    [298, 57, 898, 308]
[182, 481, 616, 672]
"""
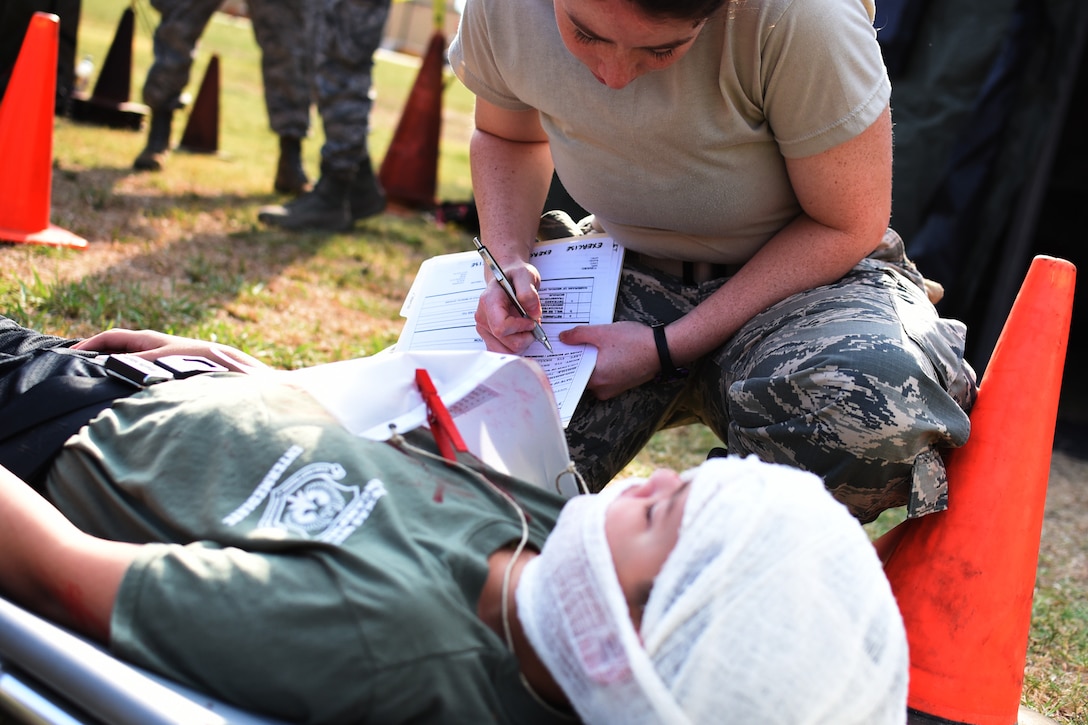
[349, 160, 387, 221]
[258, 172, 353, 231]
[133, 109, 173, 171]
[274, 136, 309, 195]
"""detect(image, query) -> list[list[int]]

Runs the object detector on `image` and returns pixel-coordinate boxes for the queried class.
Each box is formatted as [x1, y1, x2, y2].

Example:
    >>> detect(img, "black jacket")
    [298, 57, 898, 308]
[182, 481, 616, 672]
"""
[0, 316, 133, 486]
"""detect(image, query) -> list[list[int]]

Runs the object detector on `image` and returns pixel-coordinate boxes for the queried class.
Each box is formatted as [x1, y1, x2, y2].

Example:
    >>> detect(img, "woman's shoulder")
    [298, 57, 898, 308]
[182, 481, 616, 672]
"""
[722, 0, 875, 31]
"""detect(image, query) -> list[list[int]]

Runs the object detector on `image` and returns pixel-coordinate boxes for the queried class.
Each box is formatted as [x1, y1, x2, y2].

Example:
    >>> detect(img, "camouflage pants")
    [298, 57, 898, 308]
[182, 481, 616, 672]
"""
[566, 230, 978, 523]
[143, 0, 311, 138]
[309, 0, 392, 177]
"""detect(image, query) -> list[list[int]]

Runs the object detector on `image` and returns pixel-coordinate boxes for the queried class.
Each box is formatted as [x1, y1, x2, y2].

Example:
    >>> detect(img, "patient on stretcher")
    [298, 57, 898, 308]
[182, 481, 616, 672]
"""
[0, 319, 908, 723]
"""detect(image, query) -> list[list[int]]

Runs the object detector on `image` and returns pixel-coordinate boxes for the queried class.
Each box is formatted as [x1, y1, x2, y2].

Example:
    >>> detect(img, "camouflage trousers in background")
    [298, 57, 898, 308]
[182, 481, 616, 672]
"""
[565, 230, 979, 524]
[143, 0, 311, 139]
[309, 0, 392, 178]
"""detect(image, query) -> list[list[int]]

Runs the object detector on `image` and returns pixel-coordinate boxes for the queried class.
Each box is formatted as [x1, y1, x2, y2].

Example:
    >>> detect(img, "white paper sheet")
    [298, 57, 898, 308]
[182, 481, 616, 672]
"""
[396, 235, 624, 426]
[280, 350, 582, 496]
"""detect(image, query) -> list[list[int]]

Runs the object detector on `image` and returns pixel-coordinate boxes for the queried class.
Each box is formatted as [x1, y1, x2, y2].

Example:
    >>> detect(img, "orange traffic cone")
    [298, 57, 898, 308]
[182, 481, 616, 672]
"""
[178, 55, 219, 154]
[0, 12, 87, 250]
[68, 7, 148, 130]
[378, 31, 444, 210]
[876, 255, 1076, 725]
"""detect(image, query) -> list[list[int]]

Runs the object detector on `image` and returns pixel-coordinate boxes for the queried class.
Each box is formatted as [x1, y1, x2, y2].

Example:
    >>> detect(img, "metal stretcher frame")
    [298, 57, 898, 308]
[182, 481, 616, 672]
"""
[0, 595, 285, 725]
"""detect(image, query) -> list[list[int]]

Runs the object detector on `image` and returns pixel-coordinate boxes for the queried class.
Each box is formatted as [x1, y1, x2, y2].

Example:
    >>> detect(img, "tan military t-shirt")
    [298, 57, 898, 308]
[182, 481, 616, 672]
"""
[450, 0, 890, 264]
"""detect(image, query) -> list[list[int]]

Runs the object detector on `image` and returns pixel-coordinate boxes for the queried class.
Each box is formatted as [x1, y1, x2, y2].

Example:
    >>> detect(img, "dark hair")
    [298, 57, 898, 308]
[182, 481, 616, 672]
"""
[628, 0, 730, 22]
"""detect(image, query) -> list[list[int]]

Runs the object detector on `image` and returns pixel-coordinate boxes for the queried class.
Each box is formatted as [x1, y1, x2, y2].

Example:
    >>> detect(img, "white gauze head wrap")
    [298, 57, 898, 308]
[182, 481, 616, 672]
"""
[516, 455, 908, 725]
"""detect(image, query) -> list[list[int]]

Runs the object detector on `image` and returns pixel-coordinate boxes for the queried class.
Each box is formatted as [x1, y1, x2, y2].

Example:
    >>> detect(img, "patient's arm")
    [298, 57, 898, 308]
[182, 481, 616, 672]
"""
[0, 463, 138, 643]
[72, 328, 268, 373]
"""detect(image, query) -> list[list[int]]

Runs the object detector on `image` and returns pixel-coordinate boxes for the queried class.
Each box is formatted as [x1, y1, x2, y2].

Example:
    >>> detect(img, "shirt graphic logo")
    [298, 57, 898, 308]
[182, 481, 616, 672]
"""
[223, 446, 386, 544]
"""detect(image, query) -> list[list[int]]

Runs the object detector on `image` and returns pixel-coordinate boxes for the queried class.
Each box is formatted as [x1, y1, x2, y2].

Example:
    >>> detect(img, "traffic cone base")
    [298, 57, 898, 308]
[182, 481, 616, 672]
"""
[878, 256, 1076, 725]
[0, 224, 88, 250]
[0, 12, 87, 250]
[905, 706, 1061, 725]
[69, 94, 148, 130]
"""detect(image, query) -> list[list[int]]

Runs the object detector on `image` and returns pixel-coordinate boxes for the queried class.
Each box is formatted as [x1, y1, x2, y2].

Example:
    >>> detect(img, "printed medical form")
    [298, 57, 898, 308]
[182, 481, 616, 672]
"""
[397, 235, 625, 425]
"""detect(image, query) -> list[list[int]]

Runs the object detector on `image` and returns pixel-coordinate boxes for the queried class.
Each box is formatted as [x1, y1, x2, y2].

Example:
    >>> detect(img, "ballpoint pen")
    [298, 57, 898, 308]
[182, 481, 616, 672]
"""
[472, 237, 553, 352]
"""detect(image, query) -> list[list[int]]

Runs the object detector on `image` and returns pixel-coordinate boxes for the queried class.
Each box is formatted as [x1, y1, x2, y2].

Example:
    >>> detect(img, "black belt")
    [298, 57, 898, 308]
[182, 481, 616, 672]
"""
[627, 252, 742, 284]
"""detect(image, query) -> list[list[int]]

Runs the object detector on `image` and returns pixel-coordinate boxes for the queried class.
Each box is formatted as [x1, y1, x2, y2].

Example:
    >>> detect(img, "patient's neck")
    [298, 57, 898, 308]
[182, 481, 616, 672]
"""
[478, 547, 570, 710]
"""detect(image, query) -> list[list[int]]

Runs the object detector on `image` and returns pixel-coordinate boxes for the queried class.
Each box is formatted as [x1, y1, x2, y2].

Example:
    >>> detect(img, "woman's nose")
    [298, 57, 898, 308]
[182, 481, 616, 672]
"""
[595, 56, 639, 89]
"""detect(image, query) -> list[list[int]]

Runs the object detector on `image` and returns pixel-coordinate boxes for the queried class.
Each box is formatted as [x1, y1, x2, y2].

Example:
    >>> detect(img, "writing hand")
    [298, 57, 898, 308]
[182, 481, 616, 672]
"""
[474, 262, 546, 354]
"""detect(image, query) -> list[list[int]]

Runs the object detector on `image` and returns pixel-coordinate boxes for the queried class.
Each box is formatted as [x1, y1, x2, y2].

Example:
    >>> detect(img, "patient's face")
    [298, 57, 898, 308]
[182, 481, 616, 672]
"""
[605, 469, 691, 620]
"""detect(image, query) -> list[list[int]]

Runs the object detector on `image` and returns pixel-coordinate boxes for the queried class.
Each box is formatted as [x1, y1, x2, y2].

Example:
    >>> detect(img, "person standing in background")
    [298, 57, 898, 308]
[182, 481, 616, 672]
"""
[257, 0, 391, 232]
[0, 0, 81, 115]
[133, 0, 312, 196]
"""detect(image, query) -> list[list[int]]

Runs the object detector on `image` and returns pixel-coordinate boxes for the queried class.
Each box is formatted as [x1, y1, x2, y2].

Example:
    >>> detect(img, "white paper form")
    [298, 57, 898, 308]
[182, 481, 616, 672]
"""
[279, 350, 582, 495]
[397, 234, 625, 426]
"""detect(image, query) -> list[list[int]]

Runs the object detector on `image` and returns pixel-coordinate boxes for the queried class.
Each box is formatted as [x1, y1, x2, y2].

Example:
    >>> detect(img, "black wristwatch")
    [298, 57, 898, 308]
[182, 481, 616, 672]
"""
[651, 323, 689, 382]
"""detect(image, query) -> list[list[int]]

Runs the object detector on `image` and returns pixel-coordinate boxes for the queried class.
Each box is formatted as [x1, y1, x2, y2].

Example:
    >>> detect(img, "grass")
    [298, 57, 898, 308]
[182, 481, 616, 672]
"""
[1, 1, 1086, 722]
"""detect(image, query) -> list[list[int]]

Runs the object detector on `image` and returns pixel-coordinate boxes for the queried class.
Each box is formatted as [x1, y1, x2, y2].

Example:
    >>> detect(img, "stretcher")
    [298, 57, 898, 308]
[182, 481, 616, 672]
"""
[0, 594, 284, 724]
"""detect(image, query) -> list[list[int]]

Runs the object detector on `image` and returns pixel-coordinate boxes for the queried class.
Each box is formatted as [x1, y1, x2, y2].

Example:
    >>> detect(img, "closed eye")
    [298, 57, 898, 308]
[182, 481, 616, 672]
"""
[573, 27, 677, 61]
[573, 27, 599, 45]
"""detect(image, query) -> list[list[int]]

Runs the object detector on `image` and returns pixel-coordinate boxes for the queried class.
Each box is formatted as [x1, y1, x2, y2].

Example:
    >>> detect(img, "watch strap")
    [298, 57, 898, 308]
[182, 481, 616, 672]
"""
[651, 323, 688, 381]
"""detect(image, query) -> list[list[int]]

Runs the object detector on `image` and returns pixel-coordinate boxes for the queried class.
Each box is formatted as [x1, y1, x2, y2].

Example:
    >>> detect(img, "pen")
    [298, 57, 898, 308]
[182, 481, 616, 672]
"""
[473, 237, 553, 352]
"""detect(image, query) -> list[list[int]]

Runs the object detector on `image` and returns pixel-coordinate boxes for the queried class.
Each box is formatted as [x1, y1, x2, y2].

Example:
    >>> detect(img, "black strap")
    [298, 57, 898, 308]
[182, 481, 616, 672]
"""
[682, 261, 695, 285]
[651, 323, 688, 382]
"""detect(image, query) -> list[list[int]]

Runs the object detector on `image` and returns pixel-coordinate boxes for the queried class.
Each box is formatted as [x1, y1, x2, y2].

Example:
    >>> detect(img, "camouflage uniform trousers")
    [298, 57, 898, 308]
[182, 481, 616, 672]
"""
[565, 230, 979, 523]
[142, 0, 311, 139]
[309, 0, 392, 179]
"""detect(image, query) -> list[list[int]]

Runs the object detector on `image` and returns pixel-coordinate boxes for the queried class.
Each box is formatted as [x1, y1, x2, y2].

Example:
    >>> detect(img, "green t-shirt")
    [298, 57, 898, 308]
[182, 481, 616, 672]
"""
[46, 374, 573, 724]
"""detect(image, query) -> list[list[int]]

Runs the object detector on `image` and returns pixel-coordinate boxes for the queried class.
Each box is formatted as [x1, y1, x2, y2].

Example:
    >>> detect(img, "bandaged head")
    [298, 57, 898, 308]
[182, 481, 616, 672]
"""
[516, 455, 908, 724]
